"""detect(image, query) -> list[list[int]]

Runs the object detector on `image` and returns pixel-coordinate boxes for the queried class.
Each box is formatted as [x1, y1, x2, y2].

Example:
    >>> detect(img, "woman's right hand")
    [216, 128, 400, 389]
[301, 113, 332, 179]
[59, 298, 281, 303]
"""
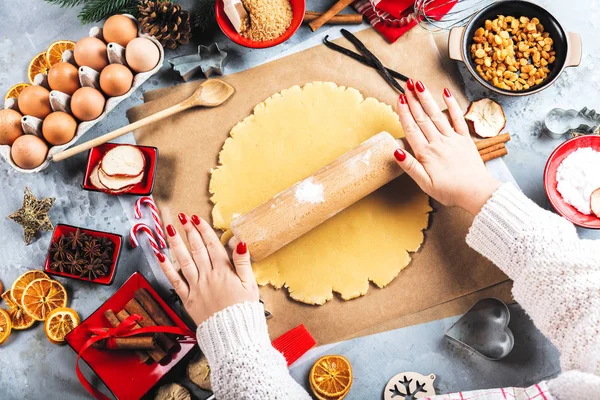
[393, 79, 501, 215]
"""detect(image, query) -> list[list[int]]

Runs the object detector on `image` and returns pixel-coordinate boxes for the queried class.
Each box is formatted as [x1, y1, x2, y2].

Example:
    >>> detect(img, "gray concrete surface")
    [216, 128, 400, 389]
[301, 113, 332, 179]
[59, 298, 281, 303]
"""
[0, 0, 595, 399]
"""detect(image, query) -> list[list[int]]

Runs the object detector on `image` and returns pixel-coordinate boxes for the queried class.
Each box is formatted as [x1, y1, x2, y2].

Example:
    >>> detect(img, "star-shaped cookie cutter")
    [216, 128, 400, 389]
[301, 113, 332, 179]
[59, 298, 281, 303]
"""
[169, 43, 228, 81]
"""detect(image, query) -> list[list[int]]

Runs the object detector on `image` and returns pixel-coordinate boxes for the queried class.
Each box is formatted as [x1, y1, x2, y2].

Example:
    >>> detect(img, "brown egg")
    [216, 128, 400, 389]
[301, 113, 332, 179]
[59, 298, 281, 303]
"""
[18, 85, 52, 119]
[0, 109, 24, 145]
[103, 15, 138, 47]
[74, 37, 109, 72]
[71, 87, 105, 121]
[48, 62, 80, 95]
[11, 134, 48, 169]
[126, 37, 160, 73]
[42, 111, 77, 145]
[99, 64, 133, 97]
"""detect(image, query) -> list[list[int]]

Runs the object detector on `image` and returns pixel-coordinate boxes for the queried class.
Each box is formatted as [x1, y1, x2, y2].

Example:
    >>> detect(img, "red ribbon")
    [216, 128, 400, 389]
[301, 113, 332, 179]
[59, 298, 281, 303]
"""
[75, 314, 196, 400]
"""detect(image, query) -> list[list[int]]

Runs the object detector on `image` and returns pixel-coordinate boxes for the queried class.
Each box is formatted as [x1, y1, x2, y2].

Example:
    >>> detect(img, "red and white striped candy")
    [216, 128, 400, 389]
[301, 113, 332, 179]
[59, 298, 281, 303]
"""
[134, 196, 166, 249]
[130, 223, 161, 257]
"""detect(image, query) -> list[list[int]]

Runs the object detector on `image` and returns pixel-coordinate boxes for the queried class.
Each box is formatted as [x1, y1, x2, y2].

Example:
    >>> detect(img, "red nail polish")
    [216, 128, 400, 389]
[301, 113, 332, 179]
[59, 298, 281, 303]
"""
[416, 81, 425, 93]
[156, 252, 166, 262]
[406, 79, 415, 91]
[191, 215, 201, 225]
[178, 213, 188, 225]
[444, 88, 452, 98]
[167, 224, 176, 237]
[236, 241, 247, 255]
[399, 94, 407, 105]
[394, 149, 406, 162]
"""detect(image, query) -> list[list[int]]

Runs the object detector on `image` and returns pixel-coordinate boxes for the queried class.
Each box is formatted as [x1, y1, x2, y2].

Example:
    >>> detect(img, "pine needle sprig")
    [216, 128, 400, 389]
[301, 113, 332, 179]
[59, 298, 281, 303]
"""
[44, 0, 86, 6]
[78, 0, 140, 24]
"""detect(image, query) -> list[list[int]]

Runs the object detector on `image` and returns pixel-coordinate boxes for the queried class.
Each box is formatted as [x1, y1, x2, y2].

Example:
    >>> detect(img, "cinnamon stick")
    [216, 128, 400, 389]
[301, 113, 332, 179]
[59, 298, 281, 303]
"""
[304, 11, 363, 25]
[104, 309, 150, 363]
[134, 288, 176, 328]
[475, 133, 511, 151]
[309, 0, 355, 32]
[478, 143, 505, 156]
[125, 298, 176, 352]
[115, 309, 168, 363]
[481, 147, 508, 162]
[92, 336, 156, 350]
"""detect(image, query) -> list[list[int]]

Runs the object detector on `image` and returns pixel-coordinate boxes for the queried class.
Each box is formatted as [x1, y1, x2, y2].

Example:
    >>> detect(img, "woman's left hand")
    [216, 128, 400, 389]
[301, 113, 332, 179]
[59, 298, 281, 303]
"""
[156, 213, 259, 326]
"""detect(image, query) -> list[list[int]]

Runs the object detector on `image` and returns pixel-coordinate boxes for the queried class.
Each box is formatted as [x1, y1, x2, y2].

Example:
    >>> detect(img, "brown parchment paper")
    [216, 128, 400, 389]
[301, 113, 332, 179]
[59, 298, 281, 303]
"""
[127, 27, 509, 345]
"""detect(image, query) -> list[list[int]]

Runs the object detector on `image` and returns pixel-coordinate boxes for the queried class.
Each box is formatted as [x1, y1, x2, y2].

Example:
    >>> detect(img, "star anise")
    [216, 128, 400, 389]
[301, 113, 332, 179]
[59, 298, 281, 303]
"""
[49, 236, 68, 261]
[82, 239, 102, 259]
[99, 237, 115, 252]
[79, 258, 107, 280]
[65, 251, 86, 274]
[65, 228, 87, 251]
[50, 259, 69, 273]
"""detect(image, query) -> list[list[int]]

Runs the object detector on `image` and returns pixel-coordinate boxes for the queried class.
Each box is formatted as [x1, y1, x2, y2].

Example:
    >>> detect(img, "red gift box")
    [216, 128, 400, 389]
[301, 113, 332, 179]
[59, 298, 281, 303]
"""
[65, 272, 196, 400]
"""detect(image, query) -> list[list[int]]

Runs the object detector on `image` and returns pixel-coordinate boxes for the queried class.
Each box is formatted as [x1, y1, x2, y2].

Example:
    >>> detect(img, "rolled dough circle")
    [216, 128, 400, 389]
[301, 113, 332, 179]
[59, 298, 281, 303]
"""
[210, 82, 431, 305]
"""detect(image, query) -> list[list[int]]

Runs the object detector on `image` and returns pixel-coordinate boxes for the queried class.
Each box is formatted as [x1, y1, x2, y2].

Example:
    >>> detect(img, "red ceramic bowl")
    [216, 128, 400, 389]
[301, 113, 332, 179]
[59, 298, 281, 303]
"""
[83, 143, 158, 196]
[544, 135, 600, 229]
[215, 0, 306, 48]
[65, 272, 196, 400]
[44, 224, 122, 285]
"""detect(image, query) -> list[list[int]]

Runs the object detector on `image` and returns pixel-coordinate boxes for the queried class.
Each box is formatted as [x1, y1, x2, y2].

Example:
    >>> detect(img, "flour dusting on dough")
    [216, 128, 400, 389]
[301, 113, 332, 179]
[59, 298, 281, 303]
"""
[295, 178, 325, 204]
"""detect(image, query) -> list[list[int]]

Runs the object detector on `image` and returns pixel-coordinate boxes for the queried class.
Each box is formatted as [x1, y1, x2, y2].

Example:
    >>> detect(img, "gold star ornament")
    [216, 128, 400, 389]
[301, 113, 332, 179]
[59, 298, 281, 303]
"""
[8, 187, 55, 245]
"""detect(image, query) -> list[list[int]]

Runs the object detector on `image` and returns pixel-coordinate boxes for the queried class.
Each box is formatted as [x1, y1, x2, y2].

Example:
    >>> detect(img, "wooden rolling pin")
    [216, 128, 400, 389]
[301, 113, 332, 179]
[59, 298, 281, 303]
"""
[229, 131, 509, 262]
[230, 132, 404, 261]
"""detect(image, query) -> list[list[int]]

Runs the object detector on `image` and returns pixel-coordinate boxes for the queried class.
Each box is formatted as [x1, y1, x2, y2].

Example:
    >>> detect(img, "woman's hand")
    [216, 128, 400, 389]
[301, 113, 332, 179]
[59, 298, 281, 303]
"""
[156, 213, 259, 325]
[394, 80, 501, 215]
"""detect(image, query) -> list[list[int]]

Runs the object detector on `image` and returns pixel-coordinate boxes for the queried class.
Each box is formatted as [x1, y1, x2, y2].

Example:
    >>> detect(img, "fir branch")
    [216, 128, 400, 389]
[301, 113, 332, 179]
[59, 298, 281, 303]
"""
[78, 0, 139, 24]
[44, 0, 86, 7]
[192, 0, 217, 33]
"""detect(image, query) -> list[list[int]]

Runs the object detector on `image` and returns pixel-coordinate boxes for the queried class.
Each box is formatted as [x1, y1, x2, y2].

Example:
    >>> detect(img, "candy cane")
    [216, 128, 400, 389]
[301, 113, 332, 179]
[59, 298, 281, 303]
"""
[130, 223, 161, 257]
[134, 196, 166, 249]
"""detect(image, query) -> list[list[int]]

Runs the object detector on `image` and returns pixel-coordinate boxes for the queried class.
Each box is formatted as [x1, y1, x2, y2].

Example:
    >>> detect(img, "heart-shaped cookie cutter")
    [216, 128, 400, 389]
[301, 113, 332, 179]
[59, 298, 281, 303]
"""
[444, 298, 514, 361]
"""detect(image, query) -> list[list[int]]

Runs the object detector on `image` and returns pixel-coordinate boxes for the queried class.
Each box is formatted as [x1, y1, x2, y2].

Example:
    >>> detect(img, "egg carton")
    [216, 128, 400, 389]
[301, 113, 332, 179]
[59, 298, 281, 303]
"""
[0, 14, 164, 174]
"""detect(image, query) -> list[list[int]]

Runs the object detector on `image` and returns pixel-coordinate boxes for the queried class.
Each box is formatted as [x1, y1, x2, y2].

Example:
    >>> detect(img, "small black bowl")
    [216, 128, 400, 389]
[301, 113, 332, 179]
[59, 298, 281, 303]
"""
[448, 0, 581, 96]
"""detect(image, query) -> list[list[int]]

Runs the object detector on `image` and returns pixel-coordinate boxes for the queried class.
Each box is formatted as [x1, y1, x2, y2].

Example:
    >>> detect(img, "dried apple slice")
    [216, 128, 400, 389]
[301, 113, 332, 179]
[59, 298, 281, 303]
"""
[100, 145, 145, 177]
[98, 167, 144, 191]
[591, 188, 600, 218]
[89, 163, 107, 190]
[465, 98, 506, 138]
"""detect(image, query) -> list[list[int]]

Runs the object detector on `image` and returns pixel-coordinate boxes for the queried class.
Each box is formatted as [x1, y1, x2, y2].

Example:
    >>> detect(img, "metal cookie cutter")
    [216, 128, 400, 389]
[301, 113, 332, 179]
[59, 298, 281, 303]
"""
[544, 107, 600, 139]
[169, 43, 228, 81]
[445, 298, 514, 361]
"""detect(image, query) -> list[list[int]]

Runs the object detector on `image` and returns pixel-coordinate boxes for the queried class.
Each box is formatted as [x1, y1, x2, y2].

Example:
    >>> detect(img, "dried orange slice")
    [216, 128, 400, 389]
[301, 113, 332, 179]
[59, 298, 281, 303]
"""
[44, 307, 79, 344]
[46, 40, 75, 66]
[309, 379, 351, 400]
[1, 290, 36, 330]
[28, 52, 52, 83]
[11, 270, 49, 306]
[5, 82, 30, 101]
[309, 355, 352, 399]
[0, 308, 12, 345]
[21, 278, 67, 321]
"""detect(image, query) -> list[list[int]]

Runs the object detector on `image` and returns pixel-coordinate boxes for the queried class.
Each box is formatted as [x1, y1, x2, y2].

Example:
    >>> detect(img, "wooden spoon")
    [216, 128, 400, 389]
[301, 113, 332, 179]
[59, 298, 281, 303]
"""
[52, 79, 235, 162]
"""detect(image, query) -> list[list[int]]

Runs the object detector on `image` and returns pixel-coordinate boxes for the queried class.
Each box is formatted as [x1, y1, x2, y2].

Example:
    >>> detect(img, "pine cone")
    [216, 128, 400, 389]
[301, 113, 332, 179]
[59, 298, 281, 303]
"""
[138, 1, 192, 49]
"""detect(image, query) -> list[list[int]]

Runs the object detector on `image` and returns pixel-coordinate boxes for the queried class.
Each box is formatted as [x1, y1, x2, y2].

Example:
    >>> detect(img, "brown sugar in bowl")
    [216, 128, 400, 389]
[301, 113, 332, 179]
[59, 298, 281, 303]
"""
[215, 0, 305, 48]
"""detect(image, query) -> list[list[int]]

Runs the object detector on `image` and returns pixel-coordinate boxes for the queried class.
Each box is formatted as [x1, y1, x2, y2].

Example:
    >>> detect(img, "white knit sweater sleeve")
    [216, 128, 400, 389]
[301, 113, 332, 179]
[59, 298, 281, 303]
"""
[196, 301, 311, 400]
[466, 182, 600, 399]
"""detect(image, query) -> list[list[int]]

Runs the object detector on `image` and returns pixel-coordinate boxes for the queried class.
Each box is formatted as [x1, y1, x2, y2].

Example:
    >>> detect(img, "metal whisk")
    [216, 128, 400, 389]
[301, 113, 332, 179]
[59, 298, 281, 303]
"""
[414, 0, 494, 32]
